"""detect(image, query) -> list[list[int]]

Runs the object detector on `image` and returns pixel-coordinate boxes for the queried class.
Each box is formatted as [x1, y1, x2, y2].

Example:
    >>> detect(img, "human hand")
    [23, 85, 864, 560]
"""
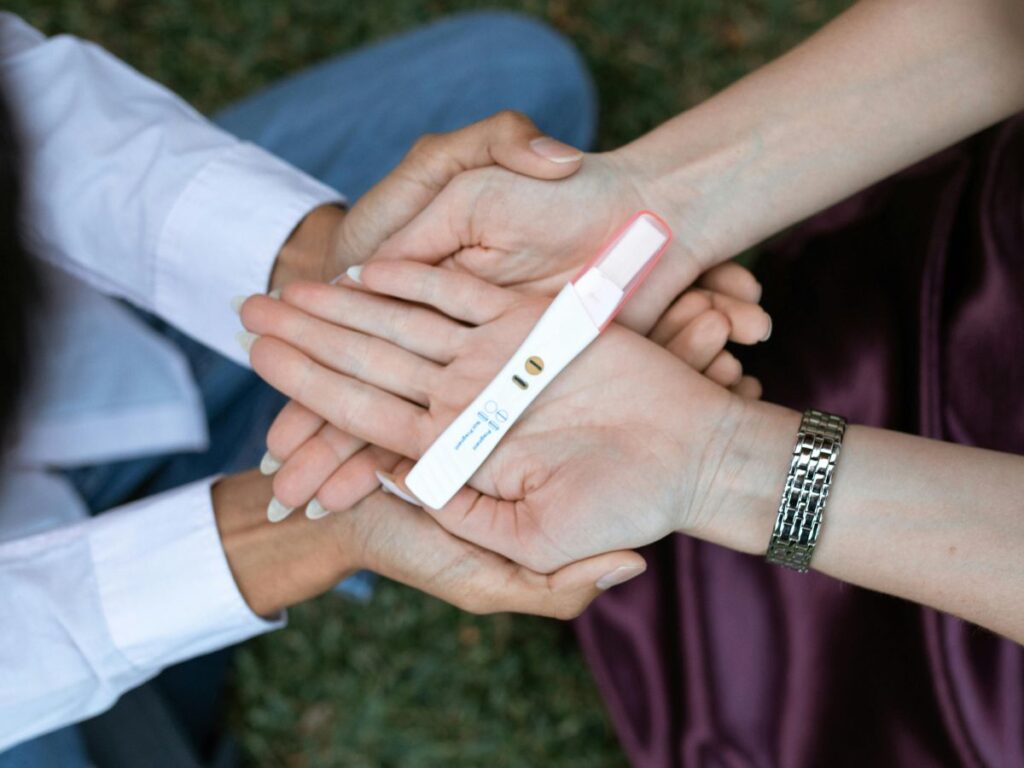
[241, 261, 752, 573]
[215, 470, 643, 619]
[267, 111, 586, 289]
[256, 110, 769, 521]
[649, 260, 769, 399]
[357, 137, 751, 336]
[250, 259, 768, 521]
[255, 111, 588, 518]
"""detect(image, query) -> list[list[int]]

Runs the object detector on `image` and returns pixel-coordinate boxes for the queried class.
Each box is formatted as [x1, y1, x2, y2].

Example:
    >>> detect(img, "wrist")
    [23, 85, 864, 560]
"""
[598, 148, 706, 329]
[213, 470, 356, 615]
[270, 204, 347, 290]
[681, 396, 802, 556]
[611, 113, 775, 279]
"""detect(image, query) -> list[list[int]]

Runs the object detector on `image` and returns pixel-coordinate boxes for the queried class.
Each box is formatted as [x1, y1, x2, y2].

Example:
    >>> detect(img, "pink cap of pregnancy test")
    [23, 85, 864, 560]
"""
[571, 211, 673, 330]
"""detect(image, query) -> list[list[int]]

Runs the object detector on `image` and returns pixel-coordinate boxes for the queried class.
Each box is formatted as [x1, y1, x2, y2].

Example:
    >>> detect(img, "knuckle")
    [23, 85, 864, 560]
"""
[289, 310, 314, 346]
[336, 388, 369, 435]
[383, 302, 410, 342]
[493, 109, 530, 132]
[673, 290, 710, 318]
[410, 132, 440, 155]
[696, 308, 730, 339]
[338, 330, 368, 379]
[415, 360, 442, 402]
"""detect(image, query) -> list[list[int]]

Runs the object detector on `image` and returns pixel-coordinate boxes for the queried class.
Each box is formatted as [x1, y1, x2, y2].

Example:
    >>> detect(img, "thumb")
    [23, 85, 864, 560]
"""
[483, 110, 585, 180]
[372, 464, 649, 619]
[405, 109, 584, 183]
[525, 549, 648, 619]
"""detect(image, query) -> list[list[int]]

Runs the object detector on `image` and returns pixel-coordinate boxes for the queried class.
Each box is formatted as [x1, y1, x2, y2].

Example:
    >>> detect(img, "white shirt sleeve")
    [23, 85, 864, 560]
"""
[0, 13, 343, 364]
[0, 477, 282, 751]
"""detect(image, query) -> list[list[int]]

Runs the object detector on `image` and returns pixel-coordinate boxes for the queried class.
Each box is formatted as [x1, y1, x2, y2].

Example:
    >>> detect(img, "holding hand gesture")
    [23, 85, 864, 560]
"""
[241, 261, 757, 573]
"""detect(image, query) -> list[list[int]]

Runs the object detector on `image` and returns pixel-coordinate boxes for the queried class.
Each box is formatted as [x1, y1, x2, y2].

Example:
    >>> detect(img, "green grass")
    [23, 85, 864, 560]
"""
[15, 0, 849, 149]
[12, 1, 849, 765]
[232, 585, 620, 768]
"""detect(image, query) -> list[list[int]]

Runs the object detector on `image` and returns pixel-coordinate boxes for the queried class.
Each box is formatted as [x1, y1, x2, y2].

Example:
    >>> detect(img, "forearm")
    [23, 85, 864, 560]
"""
[697, 402, 1024, 644]
[617, 0, 1024, 268]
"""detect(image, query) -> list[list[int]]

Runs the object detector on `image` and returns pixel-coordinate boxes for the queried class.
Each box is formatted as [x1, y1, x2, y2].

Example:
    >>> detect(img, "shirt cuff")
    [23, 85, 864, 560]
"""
[155, 142, 344, 365]
[89, 478, 284, 672]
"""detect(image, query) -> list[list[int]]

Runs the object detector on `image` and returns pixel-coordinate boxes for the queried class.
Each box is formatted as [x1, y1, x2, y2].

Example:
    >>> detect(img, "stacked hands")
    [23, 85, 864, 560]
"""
[236, 111, 773, 618]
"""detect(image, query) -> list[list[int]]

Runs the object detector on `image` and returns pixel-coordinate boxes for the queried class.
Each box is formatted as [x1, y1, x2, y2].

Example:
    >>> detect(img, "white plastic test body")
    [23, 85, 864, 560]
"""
[405, 212, 673, 510]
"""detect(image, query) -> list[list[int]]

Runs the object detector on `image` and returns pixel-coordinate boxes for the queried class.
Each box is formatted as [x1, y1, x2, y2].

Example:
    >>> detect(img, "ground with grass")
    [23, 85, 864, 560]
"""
[14, 2, 849, 765]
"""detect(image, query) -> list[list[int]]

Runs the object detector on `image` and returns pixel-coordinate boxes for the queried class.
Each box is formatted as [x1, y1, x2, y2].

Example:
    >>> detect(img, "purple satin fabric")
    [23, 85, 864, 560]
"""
[575, 116, 1024, 767]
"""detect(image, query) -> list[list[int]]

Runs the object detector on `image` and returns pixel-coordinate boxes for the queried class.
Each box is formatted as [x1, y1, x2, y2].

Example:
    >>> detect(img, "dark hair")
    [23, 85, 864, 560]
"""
[0, 75, 39, 457]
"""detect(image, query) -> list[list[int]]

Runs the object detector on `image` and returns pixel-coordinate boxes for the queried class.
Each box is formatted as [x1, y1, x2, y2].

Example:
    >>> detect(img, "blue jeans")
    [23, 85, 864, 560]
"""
[1, 11, 595, 767]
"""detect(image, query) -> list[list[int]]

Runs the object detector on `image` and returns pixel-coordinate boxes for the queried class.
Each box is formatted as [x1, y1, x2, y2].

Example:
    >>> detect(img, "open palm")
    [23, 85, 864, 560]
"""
[242, 260, 744, 572]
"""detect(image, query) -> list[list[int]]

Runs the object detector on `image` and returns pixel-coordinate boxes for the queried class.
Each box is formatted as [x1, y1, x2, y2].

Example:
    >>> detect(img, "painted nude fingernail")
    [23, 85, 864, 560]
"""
[529, 136, 584, 164]
[259, 451, 282, 475]
[267, 497, 294, 523]
[268, 289, 282, 300]
[346, 265, 363, 284]
[236, 331, 259, 353]
[761, 316, 773, 343]
[375, 471, 421, 506]
[305, 498, 331, 520]
[595, 565, 646, 590]
[230, 295, 246, 314]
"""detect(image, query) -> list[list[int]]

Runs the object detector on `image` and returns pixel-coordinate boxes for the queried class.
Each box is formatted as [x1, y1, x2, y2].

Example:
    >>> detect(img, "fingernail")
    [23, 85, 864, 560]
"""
[268, 288, 282, 300]
[761, 316, 773, 343]
[236, 331, 259, 353]
[596, 565, 646, 591]
[230, 295, 246, 314]
[375, 471, 421, 506]
[259, 451, 282, 475]
[305, 498, 331, 520]
[267, 497, 294, 523]
[346, 265, 363, 284]
[529, 136, 584, 164]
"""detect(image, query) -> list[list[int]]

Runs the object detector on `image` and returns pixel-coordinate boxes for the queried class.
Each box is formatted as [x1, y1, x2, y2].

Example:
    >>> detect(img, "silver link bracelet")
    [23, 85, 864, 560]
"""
[765, 409, 847, 572]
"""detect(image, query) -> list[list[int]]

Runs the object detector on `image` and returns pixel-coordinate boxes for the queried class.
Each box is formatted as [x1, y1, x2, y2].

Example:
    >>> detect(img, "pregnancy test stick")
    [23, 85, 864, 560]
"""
[405, 211, 672, 510]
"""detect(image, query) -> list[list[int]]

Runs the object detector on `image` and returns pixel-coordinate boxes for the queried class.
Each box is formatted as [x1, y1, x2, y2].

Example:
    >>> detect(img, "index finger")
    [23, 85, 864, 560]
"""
[356, 260, 519, 325]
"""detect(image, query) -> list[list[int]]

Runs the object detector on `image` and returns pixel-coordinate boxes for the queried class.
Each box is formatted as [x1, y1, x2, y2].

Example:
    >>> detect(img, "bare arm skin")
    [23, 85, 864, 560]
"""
[702, 403, 1024, 645]
[619, 0, 1024, 272]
